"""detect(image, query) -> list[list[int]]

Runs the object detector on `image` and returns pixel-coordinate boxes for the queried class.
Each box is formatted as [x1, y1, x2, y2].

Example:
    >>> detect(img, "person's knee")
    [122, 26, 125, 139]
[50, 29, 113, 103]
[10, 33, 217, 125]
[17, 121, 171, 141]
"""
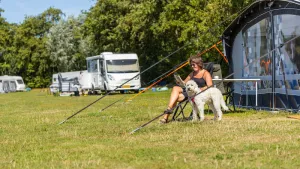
[177, 94, 185, 102]
[172, 86, 181, 92]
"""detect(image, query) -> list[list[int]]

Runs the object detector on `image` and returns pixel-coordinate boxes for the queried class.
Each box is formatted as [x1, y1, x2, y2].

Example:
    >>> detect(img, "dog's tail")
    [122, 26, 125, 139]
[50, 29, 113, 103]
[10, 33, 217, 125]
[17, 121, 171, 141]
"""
[220, 97, 229, 111]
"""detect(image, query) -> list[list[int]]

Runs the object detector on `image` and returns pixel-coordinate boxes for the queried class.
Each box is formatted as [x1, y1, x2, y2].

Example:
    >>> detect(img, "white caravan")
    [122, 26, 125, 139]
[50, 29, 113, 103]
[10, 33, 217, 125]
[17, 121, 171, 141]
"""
[0, 75, 26, 93]
[86, 52, 141, 93]
[50, 71, 85, 93]
[12, 76, 26, 91]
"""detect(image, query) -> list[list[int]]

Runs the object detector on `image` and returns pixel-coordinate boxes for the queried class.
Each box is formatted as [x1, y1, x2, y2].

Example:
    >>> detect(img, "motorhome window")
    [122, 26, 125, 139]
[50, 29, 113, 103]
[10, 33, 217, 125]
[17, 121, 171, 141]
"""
[17, 80, 24, 84]
[87, 59, 98, 72]
[54, 78, 57, 82]
[87, 60, 91, 72]
[0, 80, 2, 82]
[99, 60, 104, 74]
[106, 59, 139, 73]
[93, 63, 98, 72]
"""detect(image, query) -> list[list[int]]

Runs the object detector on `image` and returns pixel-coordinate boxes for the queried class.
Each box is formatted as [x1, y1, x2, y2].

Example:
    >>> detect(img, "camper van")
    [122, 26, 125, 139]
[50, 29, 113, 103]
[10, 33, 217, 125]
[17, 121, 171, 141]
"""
[86, 52, 141, 93]
[0, 75, 26, 93]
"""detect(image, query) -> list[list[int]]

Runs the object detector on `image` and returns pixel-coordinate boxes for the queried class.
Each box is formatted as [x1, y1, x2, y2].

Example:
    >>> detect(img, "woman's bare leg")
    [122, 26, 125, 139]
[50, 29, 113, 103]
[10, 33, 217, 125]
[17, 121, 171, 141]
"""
[162, 86, 185, 121]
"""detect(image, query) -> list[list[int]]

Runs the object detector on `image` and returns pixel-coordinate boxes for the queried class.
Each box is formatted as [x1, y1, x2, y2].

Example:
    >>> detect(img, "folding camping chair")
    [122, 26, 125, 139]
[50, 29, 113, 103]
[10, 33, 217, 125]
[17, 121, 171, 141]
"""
[171, 62, 235, 121]
[210, 63, 235, 112]
[171, 99, 193, 121]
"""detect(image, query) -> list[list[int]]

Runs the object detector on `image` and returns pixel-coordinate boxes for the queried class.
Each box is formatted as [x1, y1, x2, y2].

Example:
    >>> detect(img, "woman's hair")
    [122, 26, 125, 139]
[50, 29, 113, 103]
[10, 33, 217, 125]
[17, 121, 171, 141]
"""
[189, 55, 203, 69]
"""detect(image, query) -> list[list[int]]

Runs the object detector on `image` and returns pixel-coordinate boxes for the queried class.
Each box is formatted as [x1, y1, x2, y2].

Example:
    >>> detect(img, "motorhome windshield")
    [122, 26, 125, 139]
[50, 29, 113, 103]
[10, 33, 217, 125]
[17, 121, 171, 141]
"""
[106, 59, 139, 73]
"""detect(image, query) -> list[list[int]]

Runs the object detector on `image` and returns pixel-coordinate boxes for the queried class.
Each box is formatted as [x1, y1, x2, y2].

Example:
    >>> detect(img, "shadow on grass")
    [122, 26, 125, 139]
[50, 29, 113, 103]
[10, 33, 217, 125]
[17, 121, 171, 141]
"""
[223, 109, 247, 114]
[171, 117, 217, 123]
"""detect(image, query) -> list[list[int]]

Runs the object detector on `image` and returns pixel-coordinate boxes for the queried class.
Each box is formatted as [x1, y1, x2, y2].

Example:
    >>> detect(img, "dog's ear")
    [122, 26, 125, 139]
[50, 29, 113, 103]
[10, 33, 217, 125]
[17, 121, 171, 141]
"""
[194, 83, 198, 90]
[193, 84, 197, 90]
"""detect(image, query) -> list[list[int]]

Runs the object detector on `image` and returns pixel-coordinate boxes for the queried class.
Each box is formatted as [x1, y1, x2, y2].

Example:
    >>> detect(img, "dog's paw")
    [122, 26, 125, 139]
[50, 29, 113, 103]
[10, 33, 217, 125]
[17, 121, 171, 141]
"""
[213, 116, 222, 121]
[199, 116, 205, 122]
[192, 117, 200, 122]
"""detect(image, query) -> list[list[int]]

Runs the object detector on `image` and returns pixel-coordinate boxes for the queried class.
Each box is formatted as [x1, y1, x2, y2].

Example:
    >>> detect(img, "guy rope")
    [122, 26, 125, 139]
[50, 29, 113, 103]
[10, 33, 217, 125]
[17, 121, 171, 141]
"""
[125, 41, 224, 102]
[96, 40, 226, 113]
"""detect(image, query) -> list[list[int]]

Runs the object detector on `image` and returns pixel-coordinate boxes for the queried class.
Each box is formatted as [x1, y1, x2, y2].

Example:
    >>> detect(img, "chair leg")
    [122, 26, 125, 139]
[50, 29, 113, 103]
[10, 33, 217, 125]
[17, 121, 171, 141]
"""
[225, 90, 236, 112]
[172, 100, 191, 121]
[232, 93, 236, 111]
[172, 106, 181, 121]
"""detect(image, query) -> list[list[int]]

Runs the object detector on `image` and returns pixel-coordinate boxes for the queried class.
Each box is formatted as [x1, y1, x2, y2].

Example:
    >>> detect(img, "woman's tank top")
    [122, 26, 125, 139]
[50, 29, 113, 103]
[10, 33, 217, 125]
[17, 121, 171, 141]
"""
[191, 71, 207, 88]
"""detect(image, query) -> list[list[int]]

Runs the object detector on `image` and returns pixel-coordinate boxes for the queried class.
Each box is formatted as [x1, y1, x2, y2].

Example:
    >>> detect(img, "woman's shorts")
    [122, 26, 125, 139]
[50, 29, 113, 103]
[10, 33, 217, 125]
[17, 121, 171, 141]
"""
[182, 88, 188, 101]
[175, 85, 188, 101]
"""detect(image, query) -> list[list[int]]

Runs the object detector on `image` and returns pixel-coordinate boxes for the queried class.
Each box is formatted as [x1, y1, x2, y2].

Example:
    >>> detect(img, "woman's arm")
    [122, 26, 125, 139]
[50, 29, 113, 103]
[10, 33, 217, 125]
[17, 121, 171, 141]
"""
[201, 71, 213, 91]
[183, 72, 193, 84]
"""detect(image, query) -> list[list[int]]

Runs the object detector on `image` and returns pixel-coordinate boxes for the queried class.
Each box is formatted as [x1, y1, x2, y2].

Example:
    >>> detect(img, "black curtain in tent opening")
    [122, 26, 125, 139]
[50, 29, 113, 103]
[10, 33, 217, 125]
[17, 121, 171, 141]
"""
[223, 0, 300, 111]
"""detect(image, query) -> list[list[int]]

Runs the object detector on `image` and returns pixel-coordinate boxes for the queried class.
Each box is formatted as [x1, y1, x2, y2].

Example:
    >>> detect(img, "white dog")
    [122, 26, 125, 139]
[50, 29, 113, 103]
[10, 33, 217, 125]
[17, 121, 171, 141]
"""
[185, 80, 228, 121]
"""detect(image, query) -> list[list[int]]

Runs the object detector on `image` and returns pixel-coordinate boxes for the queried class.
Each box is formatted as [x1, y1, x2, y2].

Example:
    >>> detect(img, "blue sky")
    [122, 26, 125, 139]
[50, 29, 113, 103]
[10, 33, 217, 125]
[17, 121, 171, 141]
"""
[0, 0, 96, 23]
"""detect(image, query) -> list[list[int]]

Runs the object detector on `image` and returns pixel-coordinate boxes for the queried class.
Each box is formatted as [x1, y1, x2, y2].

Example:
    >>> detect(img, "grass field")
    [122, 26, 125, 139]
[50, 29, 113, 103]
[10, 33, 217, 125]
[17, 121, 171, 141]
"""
[1, 89, 300, 168]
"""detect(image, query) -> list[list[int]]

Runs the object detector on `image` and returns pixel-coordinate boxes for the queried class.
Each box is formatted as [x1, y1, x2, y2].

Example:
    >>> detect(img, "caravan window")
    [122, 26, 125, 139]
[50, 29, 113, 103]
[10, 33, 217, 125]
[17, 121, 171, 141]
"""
[106, 59, 139, 73]
[17, 79, 24, 84]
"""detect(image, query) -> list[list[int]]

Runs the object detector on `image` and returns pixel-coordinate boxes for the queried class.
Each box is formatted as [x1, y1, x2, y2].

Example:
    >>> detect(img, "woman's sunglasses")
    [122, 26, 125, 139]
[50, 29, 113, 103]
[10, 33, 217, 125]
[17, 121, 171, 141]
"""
[190, 63, 197, 67]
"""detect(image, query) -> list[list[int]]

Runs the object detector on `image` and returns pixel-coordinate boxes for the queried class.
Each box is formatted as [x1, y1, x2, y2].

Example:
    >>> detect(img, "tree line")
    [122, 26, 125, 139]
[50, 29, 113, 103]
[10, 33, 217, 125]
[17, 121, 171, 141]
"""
[0, 0, 254, 88]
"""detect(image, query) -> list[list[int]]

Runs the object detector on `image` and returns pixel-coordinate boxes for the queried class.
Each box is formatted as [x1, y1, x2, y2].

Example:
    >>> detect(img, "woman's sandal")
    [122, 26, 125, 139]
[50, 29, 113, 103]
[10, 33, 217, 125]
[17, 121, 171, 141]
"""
[159, 118, 168, 124]
[163, 109, 173, 114]
[159, 108, 173, 124]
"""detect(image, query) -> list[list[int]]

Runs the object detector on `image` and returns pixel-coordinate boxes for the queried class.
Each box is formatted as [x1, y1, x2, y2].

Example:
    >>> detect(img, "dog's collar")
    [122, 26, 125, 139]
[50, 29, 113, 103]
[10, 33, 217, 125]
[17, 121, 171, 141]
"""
[191, 97, 195, 103]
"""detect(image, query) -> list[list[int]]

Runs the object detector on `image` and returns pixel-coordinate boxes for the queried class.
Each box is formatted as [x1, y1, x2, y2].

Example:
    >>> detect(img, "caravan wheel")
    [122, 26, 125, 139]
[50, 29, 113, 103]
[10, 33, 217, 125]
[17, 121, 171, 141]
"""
[104, 84, 109, 94]
[91, 85, 95, 94]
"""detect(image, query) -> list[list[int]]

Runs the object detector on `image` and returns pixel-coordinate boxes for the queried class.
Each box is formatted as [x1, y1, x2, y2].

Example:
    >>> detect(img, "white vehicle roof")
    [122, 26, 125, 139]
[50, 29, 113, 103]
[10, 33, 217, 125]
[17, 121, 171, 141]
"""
[0, 75, 23, 80]
[52, 70, 87, 77]
[11, 76, 23, 80]
[0, 75, 11, 80]
[86, 52, 138, 61]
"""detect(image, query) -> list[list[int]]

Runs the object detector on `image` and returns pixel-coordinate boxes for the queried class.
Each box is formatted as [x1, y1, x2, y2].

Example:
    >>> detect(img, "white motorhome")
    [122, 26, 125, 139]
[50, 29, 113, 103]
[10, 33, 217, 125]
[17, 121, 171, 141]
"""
[86, 52, 141, 93]
[0, 75, 26, 93]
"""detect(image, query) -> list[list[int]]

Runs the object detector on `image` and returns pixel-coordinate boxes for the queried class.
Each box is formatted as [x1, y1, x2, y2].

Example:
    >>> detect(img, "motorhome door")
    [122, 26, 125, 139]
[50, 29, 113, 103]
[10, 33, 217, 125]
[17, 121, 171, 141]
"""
[88, 59, 99, 89]
[98, 60, 104, 89]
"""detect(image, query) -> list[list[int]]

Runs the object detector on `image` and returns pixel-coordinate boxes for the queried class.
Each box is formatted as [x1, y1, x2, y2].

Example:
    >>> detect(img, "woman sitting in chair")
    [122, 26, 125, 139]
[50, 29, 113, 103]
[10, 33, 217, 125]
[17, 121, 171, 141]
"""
[160, 55, 213, 123]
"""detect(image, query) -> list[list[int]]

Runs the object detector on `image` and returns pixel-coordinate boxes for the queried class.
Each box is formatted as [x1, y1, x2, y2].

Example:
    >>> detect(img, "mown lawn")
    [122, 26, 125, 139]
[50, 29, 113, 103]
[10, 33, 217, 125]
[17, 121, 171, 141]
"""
[1, 89, 300, 169]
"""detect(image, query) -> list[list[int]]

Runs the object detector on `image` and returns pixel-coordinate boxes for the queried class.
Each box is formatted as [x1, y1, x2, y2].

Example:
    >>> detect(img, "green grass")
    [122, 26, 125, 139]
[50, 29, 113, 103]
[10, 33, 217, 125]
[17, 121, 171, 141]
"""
[1, 89, 300, 168]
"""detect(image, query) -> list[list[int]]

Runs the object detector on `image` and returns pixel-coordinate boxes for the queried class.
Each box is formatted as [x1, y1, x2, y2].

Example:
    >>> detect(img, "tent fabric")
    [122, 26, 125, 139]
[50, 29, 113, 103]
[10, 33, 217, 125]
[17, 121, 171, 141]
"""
[222, 0, 300, 111]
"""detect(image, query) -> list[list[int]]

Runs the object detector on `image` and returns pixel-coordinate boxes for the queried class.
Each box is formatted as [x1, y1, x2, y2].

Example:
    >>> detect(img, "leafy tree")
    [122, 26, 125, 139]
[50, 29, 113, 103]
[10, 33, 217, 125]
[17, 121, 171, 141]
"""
[0, 8, 15, 75]
[47, 15, 91, 73]
[83, 0, 255, 83]
[0, 0, 256, 87]
[10, 7, 63, 87]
